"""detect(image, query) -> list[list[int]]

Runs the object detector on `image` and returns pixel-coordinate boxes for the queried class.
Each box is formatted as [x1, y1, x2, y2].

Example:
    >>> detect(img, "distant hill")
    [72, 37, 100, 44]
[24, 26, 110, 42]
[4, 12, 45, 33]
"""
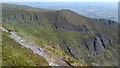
[2, 3, 118, 66]
[4, 2, 118, 21]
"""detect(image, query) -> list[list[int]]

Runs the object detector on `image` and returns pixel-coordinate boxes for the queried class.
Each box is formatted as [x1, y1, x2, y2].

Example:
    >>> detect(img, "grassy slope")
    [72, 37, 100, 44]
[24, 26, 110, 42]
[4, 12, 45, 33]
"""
[2, 3, 88, 66]
[2, 31, 49, 66]
[2, 3, 118, 66]
[0, 29, 2, 67]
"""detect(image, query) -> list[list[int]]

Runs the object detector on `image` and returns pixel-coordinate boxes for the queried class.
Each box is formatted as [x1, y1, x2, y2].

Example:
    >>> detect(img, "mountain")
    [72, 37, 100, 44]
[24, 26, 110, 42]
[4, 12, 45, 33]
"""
[1, 3, 118, 66]
[5, 2, 118, 22]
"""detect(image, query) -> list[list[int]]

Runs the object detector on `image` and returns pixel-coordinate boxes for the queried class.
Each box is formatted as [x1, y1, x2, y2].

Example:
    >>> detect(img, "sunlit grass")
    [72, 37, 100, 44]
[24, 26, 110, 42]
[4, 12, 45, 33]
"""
[2, 31, 49, 66]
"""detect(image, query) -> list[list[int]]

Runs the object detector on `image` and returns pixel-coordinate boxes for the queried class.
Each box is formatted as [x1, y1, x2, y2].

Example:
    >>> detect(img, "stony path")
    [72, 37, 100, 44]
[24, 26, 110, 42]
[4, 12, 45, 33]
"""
[0, 27, 68, 66]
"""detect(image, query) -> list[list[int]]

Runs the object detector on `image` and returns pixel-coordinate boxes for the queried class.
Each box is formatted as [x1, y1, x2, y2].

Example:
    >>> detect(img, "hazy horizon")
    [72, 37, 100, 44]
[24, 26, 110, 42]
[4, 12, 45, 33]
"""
[2, 0, 119, 2]
[3, 2, 118, 21]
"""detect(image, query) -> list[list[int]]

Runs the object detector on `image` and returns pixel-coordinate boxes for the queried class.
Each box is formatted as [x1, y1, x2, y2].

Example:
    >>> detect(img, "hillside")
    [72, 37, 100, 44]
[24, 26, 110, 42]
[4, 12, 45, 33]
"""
[2, 3, 118, 66]
[2, 31, 49, 66]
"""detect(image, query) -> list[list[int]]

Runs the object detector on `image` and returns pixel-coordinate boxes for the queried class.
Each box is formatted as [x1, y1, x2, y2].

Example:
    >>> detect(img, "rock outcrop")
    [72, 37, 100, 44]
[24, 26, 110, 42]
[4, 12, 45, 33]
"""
[2, 3, 118, 66]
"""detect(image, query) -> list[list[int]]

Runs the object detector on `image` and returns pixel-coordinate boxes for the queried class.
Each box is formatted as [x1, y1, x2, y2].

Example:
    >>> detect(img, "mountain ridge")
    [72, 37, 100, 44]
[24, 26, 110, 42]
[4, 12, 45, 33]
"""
[2, 3, 118, 66]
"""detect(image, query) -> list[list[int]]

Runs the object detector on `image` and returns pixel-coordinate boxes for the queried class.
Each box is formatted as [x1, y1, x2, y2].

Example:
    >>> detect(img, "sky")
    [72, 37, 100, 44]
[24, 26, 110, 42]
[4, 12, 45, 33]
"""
[2, 0, 119, 2]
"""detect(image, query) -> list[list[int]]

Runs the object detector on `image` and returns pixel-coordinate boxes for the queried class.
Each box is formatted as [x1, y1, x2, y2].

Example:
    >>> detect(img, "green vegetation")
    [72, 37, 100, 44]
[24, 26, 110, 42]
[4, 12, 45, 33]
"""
[2, 3, 118, 66]
[36, 39, 87, 66]
[2, 31, 49, 66]
[0, 29, 2, 67]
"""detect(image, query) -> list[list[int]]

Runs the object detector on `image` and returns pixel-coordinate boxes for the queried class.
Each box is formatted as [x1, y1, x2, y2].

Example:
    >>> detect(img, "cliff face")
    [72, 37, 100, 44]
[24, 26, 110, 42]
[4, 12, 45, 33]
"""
[2, 4, 118, 66]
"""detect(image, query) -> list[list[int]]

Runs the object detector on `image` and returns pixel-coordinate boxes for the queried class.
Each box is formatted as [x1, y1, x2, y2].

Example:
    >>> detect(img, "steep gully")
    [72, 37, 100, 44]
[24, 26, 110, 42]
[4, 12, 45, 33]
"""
[0, 27, 69, 66]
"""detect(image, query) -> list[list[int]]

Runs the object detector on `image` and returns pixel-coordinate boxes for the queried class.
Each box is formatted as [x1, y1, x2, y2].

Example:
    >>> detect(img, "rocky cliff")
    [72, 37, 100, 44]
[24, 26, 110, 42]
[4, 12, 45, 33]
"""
[2, 3, 118, 66]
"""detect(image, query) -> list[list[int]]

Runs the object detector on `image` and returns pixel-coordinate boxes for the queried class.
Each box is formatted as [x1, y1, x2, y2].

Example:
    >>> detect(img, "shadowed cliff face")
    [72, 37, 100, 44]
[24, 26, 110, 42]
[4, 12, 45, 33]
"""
[2, 3, 118, 66]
